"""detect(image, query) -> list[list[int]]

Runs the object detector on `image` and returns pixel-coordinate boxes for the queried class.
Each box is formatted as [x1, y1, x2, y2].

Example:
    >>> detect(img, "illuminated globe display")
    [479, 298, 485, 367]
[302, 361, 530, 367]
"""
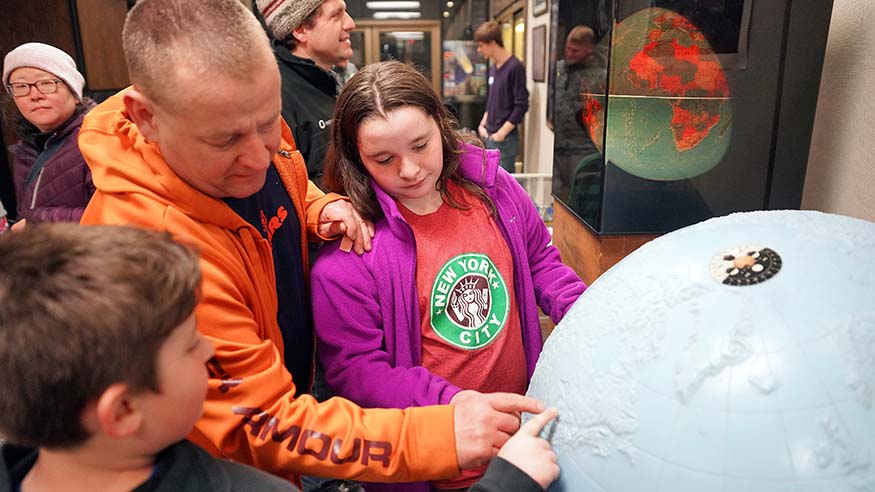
[582, 8, 732, 181]
[527, 210, 875, 491]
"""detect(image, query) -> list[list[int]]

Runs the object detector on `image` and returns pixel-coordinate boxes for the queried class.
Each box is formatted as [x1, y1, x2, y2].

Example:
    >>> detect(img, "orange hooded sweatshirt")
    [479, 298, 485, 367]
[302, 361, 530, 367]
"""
[78, 91, 459, 484]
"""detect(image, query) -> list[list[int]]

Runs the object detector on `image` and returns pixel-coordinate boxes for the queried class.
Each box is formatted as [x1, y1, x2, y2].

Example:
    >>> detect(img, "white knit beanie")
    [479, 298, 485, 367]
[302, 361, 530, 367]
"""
[2, 43, 85, 101]
[257, 0, 324, 41]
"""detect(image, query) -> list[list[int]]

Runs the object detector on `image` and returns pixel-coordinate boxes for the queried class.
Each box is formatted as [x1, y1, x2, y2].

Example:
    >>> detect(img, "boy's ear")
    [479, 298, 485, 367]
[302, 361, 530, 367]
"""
[123, 87, 161, 143]
[93, 383, 145, 439]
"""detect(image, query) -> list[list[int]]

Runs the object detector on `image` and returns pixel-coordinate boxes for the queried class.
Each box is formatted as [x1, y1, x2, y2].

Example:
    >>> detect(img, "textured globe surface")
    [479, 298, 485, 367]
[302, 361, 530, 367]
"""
[527, 210, 875, 491]
[583, 8, 732, 181]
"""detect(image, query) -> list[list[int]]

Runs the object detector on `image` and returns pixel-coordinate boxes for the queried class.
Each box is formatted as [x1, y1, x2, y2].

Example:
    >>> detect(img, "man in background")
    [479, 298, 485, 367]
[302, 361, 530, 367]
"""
[332, 58, 358, 88]
[552, 25, 605, 202]
[475, 20, 529, 173]
[258, 0, 354, 186]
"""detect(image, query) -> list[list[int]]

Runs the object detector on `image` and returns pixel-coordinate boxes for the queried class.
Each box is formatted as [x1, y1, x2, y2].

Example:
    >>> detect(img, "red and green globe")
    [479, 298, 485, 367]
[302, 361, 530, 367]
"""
[582, 8, 732, 181]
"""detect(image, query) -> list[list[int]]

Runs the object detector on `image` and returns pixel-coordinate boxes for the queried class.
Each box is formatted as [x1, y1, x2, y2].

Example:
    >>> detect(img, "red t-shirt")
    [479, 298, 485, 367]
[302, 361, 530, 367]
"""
[398, 181, 527, 489]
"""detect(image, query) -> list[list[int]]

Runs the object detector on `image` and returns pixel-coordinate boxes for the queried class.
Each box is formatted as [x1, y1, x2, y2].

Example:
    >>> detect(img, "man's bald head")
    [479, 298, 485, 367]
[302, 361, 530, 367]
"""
[123, 0, 275, 108]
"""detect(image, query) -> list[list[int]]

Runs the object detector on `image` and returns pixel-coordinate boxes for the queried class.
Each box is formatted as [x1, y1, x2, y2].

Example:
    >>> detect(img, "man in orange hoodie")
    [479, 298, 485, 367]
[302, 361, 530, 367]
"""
[79, 0, 544, 488]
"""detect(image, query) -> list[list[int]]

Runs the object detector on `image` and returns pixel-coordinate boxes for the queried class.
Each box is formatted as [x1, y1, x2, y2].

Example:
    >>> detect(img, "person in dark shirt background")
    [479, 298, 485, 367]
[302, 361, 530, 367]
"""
[474, 21, 529, 173]
[257, 0, 355, 187]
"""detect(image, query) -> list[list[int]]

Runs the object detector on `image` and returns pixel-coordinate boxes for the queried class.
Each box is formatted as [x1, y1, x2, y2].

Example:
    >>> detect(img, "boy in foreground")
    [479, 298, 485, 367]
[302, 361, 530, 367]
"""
[0, 224, 295, 491]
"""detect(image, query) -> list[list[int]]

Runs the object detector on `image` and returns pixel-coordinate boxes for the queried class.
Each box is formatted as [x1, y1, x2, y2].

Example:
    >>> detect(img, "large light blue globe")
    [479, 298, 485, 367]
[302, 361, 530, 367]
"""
[527, 210, 875, 492]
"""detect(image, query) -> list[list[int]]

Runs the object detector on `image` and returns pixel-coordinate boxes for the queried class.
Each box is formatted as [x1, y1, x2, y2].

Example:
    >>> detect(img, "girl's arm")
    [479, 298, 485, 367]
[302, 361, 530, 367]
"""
[509, 174, 586, 323]
[311, 242, 463, 408]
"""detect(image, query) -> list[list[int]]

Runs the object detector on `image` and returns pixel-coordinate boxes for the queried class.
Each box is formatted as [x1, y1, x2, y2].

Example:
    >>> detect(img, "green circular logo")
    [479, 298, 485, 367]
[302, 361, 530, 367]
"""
[430, 253, 509, 350]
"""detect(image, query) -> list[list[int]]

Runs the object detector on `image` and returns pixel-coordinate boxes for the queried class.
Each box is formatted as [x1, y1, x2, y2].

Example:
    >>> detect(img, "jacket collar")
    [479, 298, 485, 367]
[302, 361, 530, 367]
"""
[0, 441, 239, 492]
[16, 99, 96, 150]
[272, 40, 338, 98]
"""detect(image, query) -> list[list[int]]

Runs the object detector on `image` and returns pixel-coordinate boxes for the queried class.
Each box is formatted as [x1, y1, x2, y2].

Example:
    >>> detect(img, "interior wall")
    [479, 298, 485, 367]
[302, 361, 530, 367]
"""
[75, 0, 128, 90]
[802, 0, 875, 222]
[523, 8, 553, 174]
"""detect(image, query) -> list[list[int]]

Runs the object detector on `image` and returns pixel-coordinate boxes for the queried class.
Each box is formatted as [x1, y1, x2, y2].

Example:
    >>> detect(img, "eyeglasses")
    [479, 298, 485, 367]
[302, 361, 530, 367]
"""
[5, 79, 64, 97]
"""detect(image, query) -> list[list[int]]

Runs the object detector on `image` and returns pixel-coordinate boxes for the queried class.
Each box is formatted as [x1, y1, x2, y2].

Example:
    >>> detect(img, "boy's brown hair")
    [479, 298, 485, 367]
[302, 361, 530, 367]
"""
[473, 20, 503, 47]
[0, 224, 201, 448]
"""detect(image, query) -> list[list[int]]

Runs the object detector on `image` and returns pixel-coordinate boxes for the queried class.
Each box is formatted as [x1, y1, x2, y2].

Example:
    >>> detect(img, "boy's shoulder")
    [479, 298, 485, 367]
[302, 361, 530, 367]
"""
[1, 443, 38, 491]
[470, 456, 542, 492]
[141, 440, 297, 492]
[0, 441, 296, 492]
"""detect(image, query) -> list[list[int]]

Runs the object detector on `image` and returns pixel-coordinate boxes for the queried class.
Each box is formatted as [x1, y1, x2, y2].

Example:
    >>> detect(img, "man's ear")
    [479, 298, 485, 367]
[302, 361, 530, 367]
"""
[123, 87, 161, 143]
[291, 24, 309, 46]
[92, 383, 145, 440]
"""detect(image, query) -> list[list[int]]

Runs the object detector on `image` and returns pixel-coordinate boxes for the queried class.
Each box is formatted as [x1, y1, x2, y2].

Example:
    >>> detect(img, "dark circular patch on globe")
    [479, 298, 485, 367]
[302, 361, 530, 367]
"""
[711, 246, 782, 286]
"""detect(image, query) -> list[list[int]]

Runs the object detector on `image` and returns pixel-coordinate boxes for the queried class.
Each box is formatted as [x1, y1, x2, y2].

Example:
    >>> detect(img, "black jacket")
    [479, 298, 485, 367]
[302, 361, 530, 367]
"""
[273, 41, 338, 187]
[1, 440, 296, 492]
[470, 457, 544, 492]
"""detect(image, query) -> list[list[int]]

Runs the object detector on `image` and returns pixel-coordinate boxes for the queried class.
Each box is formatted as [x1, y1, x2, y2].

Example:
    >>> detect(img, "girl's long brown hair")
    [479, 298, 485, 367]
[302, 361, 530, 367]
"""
[323, 60, 495, 222]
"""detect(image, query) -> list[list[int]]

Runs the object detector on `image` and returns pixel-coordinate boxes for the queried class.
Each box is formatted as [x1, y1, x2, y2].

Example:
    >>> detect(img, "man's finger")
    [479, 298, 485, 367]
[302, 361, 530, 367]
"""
[493, 430, 513, 449]
[320, 219, 346, 236]
[520, 407, 559, 437]
[345, 219, 362, 254]
[339, 236, 353, 253]
[357, 220, 372, 251]
[489, 393, 545, 414]
[494, 411, 523, 434]
[344, 218, 360, 239]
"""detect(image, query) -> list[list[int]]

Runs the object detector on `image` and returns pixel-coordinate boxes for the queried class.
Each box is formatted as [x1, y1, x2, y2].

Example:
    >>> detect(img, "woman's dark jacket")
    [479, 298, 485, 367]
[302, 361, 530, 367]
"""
[10, 100, 96, 224]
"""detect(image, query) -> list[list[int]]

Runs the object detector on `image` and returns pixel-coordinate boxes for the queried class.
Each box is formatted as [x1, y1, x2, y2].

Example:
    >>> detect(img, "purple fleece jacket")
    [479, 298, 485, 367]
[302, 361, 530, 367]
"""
[310, 143, 585, 492]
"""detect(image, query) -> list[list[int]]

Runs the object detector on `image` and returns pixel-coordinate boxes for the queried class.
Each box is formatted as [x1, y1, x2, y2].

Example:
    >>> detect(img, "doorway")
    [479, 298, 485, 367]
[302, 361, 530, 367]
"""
[497, 7, 526, 64]
[350, 20, 442, 93]
[495, 4, 527, 170]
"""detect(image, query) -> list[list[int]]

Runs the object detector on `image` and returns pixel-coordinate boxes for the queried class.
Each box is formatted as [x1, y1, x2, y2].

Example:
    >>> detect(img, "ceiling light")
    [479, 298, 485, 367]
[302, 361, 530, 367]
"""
[373, 11, 422, 19]
[366, 1, 420, 8]
[446, 1, 454, 7]
[387, 31, 425, 40]
[443, 11, 449, 17]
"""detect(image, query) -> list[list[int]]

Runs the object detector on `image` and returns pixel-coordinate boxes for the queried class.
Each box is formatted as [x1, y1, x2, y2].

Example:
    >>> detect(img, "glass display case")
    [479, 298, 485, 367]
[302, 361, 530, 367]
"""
[443, 40, 489, 131]
[550, 0, 833, 234]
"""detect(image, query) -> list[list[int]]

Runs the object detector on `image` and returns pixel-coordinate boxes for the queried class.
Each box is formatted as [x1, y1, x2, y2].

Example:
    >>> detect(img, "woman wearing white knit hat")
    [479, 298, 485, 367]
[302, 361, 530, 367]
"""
[2, 42, 96, 229]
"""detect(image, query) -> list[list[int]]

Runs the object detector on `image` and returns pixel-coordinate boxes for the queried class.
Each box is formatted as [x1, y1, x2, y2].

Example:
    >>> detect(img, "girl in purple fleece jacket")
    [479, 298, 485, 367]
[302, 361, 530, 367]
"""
[312, 61, 585, 492]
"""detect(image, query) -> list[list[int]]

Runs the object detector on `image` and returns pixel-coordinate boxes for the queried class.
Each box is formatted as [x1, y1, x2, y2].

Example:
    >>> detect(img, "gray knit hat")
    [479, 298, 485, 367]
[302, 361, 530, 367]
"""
[3, 43, 85, 101]
[258, 0, 324, 41]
